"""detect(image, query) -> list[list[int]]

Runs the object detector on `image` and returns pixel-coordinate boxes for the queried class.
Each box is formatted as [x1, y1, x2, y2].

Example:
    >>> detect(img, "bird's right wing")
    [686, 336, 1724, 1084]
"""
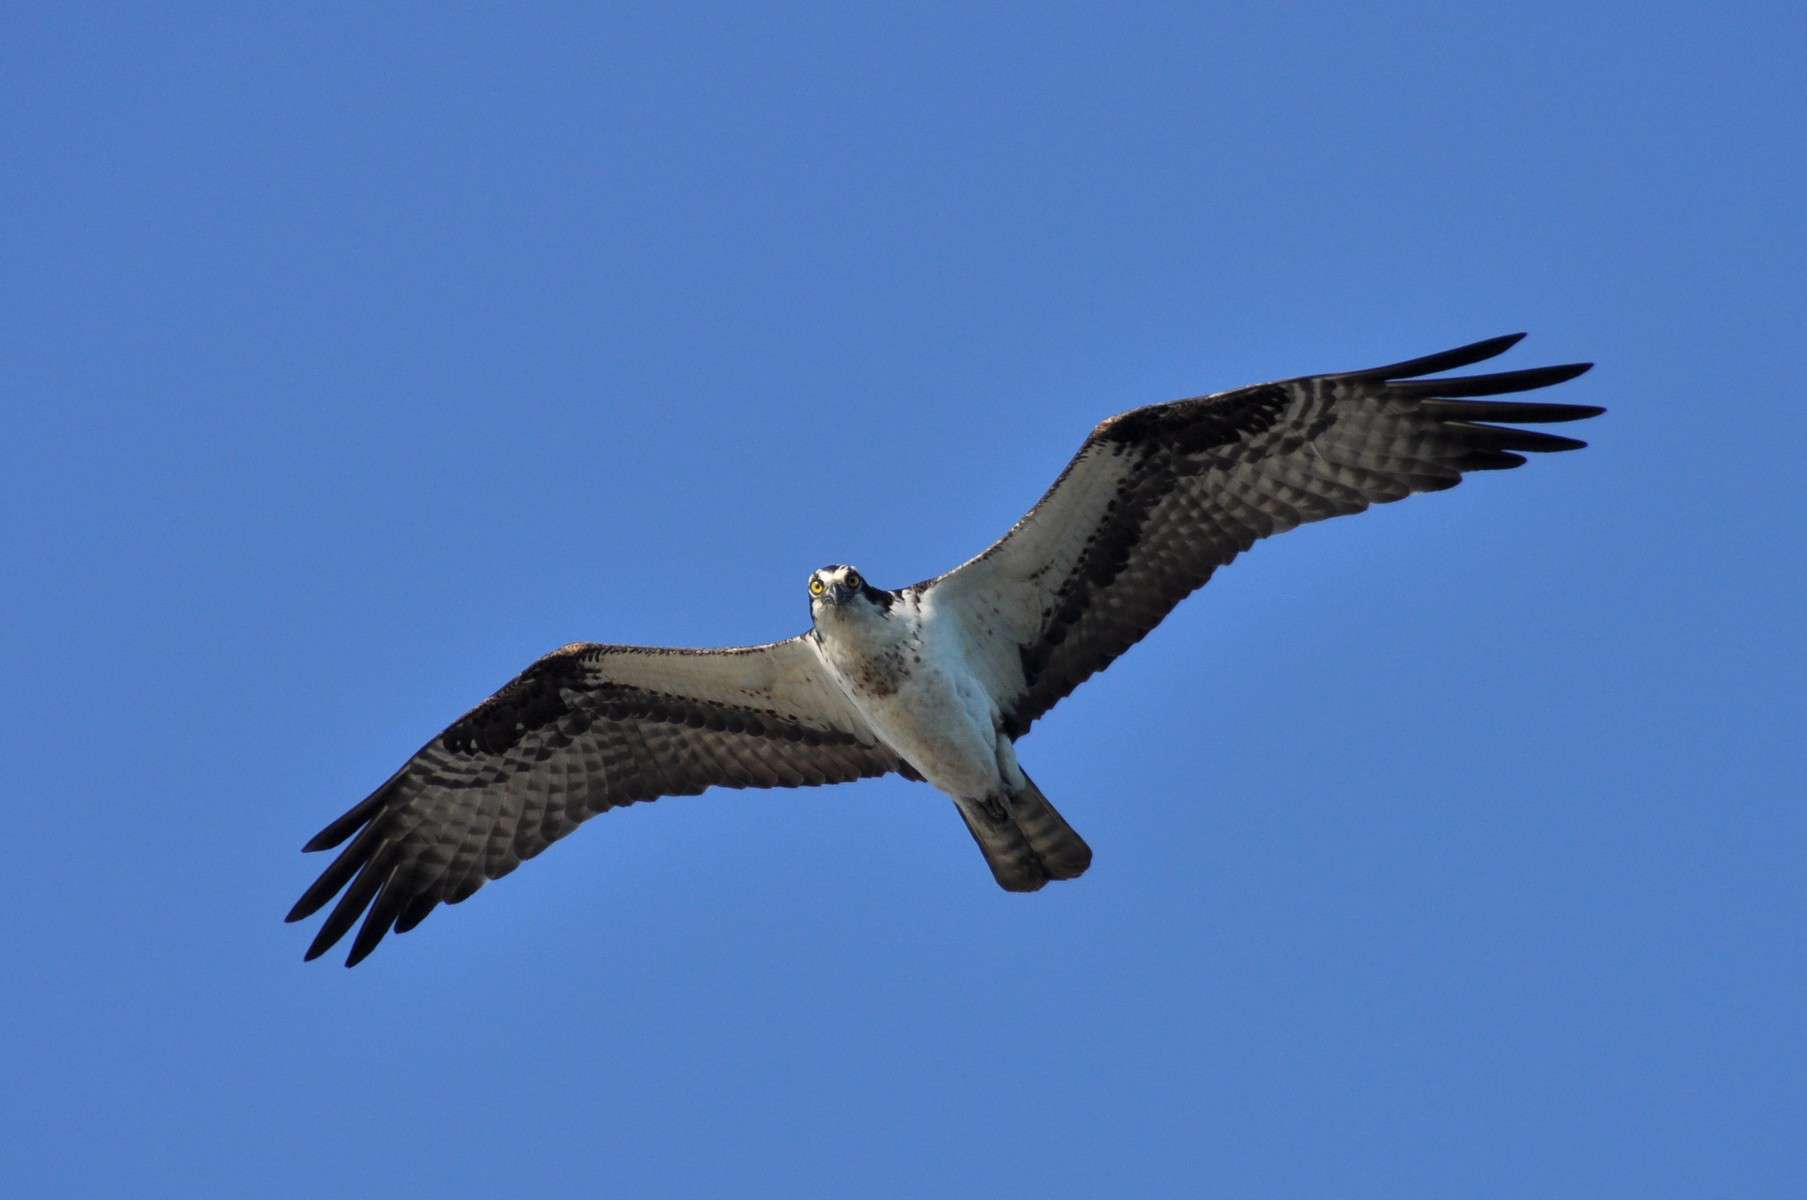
[920, 334, 1601, 738]
[287, 636, 899, 965]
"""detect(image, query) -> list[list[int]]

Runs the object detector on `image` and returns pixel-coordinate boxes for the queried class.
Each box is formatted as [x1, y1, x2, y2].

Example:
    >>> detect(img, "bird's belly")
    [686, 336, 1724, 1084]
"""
[853, 666, 1001, 799]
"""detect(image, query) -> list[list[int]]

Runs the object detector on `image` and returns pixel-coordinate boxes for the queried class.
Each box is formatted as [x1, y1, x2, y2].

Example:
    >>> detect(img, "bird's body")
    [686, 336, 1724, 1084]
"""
[806, 572, 1083, 887]
[289, 333, 1602, 965]
[811, 578, 1005, 801]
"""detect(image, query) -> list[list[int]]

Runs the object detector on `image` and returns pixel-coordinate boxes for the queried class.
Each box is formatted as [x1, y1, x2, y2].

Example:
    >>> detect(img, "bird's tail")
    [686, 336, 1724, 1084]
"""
[954, 772, 1092, 892]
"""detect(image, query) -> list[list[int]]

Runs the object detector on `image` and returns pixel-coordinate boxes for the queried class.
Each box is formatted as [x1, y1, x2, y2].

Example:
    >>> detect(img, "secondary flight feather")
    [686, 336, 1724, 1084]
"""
[289, 333, 1601, 965]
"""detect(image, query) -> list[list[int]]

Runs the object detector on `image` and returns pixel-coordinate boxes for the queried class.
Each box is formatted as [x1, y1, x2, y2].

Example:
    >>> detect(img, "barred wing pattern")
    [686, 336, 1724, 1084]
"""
[287, 638, 901, 965]
[925, 334, 1601, 738]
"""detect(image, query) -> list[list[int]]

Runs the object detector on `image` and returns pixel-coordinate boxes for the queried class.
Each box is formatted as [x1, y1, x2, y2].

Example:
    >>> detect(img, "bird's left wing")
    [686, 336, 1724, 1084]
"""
[920, 333, 1601, 739]
[287, 636, 899, 965]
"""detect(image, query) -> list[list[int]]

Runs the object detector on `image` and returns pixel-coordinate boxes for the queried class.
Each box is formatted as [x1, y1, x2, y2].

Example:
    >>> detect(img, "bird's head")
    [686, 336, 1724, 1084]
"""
[808, 564, 890, 618]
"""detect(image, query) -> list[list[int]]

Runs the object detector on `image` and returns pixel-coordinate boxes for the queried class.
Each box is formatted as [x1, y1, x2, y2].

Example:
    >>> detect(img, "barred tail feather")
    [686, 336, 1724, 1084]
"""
[954, 773, 1092, 892]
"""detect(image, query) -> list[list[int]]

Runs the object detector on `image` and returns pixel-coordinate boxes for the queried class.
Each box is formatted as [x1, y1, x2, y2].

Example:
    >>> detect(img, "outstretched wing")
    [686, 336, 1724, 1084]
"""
[287, 636, 898, 965]
[922, 333, 1602, 739]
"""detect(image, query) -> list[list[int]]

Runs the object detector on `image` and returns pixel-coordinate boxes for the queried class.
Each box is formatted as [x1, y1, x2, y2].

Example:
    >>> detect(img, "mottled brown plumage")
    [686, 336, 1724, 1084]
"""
[287, 640, 904, 965]
[922, 334, 1598, 738]
[290, 333, 1600, 965]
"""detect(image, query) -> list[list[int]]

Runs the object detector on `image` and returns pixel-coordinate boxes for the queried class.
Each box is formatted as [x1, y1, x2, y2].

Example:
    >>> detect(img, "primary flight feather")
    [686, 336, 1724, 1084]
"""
[289, 333, 1601, 965]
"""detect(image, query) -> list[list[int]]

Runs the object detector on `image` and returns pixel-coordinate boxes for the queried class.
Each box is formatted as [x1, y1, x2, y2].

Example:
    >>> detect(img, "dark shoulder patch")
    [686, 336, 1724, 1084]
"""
[442, 646, 593, 756]
[862, 583, 895, 612]
[1095, 384, 1292, 455]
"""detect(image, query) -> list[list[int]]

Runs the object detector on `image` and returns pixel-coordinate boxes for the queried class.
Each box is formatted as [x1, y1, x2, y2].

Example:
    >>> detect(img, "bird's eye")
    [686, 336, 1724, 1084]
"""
[809, 578, 825, 596]
[846, 572, 862, 589]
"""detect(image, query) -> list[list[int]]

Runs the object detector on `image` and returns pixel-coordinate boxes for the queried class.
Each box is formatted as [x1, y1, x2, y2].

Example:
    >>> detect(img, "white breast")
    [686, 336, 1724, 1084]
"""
[812, 590, 1007, 800]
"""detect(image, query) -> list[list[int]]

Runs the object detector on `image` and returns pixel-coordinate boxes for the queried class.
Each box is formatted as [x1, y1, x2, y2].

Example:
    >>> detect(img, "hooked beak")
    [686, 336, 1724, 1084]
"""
[828, 582, 857, 605]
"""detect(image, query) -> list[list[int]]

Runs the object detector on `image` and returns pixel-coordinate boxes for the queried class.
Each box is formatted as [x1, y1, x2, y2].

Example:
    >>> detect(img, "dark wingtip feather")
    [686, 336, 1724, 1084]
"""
[303, 843, 397, 962]
[344, 873, 411, 967]
[1394, 362, 1593, 398]
[393, 894, 438, 934]
[1449, 422, 1592, 453]
[1348, 333, 1527, 381]
[1517, 430, 1588, 452]
[1453, 449, 1529, 471]
[344, 923, 390, 967]
[286, 820, 383, 923]
[1421, 398, 1604, 424]
[301, 776, 399, 853]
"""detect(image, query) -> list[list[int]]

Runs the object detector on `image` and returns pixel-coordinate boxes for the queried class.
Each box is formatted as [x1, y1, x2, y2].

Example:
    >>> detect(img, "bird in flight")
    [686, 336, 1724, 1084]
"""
[289, 333, 1600, 965]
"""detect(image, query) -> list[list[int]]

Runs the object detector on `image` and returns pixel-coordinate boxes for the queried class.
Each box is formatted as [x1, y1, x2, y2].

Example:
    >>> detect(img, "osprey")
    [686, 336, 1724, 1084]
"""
[289, 333, 1600, 965]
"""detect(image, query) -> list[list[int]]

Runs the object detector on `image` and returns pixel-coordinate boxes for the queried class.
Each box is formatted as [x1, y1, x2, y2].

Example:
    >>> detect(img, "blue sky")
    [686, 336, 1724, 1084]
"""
[5, 3, 1802, 1196]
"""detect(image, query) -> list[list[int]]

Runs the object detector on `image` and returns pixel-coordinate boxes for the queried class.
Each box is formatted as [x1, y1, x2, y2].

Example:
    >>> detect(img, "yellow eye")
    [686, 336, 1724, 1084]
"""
[809, 578, 825, 596]
[845, 572, 862, 589]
